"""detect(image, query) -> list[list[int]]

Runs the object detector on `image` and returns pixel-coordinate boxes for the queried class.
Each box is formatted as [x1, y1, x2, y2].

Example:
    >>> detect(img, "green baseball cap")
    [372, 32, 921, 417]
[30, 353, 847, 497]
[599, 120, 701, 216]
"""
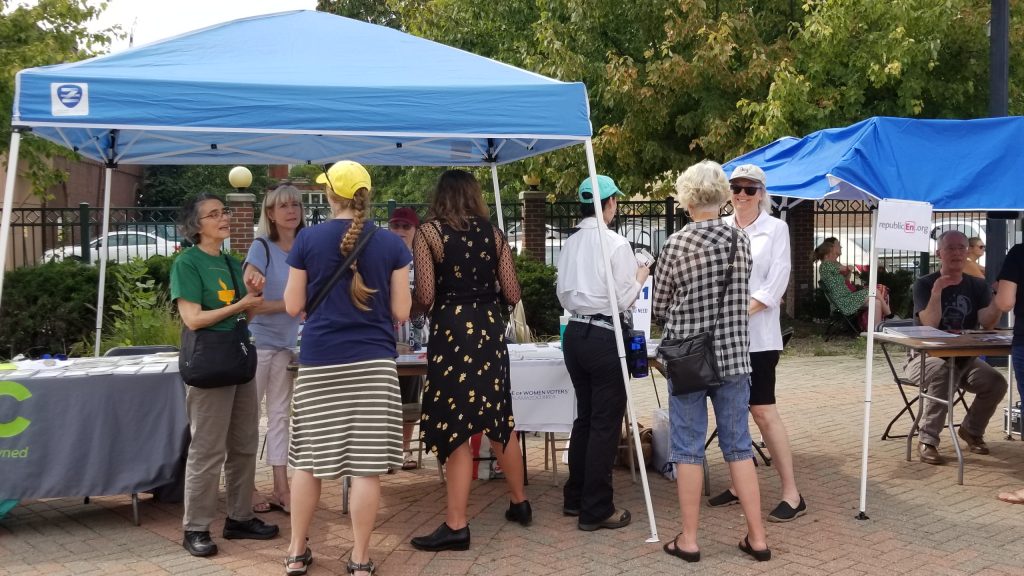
[577, 175, 623, 204]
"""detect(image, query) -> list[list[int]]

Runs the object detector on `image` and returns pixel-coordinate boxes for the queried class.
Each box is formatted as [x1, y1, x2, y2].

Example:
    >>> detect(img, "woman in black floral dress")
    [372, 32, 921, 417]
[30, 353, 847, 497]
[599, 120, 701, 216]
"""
[410, 169, 532, 552]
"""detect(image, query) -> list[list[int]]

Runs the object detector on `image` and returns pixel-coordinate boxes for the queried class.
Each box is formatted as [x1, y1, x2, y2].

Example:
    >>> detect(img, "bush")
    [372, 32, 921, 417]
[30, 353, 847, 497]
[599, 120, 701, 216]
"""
[515, 255, 560, 337]
[0, 260, 115, 359]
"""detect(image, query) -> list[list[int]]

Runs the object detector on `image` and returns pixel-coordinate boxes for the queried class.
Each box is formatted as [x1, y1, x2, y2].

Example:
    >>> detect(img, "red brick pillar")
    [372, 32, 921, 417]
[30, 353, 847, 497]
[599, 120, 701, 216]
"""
[786, 200, 815, 318]
[227, 192, 256, 256]
[518, 189, 548, 263]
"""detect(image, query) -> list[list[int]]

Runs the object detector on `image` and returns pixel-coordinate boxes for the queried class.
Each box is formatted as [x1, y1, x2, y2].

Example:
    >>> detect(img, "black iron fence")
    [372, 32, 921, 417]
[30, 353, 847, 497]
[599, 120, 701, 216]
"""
[5, 199, 1020, 270]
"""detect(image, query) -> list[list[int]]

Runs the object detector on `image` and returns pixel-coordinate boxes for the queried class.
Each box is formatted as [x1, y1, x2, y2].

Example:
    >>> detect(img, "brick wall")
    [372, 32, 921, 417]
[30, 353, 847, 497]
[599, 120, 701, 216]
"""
[786, 201, 815, 317]
[226, 192, 255, 256]
[519, 190, 548, 263]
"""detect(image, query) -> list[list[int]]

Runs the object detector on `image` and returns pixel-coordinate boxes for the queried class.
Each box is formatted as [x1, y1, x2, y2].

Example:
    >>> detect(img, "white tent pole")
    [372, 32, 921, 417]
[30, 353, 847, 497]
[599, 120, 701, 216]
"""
[490, 164, 505, 231]
[1007, 310, 1015, 437]
[583, 139, 659, 543]
[93, 166, 114, 357]
[857, 207, 880, 519]
[0, 131, 23, 311]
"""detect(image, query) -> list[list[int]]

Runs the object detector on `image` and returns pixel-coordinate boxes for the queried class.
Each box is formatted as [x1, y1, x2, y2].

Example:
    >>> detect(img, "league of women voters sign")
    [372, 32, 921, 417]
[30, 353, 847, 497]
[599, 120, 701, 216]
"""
[874, 199, 933, 252]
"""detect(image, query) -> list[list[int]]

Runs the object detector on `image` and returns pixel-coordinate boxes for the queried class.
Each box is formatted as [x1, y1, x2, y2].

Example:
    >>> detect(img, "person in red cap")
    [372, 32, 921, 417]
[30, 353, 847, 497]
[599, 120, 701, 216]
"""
[389, 207, 427, 470]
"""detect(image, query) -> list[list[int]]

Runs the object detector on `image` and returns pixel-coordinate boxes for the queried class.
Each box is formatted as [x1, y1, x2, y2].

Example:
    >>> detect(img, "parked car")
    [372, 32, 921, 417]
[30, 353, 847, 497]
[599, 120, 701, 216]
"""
[43, 230, 180, 264]
[505, 222, 568, 264]
[930, 219, 987, 267]
[617, 223, 668, 256]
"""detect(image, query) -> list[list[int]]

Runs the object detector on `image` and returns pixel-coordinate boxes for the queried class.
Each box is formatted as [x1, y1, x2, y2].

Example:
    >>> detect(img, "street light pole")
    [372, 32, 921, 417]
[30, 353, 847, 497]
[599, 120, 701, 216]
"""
[986, 0, 1010, 292]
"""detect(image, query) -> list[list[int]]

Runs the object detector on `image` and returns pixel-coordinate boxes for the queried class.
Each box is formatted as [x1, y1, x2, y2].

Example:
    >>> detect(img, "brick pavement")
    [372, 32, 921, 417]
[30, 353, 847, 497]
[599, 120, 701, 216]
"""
[2, 355, 1023, 575]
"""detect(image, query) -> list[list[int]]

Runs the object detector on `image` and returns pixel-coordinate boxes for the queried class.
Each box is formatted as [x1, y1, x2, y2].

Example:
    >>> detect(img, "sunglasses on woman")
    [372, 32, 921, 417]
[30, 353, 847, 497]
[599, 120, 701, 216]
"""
[730, 184, 761, 196]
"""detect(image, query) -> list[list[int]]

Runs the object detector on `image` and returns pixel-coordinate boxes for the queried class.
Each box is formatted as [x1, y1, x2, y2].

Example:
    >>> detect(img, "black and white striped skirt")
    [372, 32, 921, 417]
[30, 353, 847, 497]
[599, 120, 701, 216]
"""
[288, 358, 403, 478]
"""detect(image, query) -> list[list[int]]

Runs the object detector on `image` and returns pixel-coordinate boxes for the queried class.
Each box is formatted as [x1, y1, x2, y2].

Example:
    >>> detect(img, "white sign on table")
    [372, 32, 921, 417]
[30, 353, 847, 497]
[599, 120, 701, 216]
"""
[630, 276, 654, 339]
[874, 199, 932, 251]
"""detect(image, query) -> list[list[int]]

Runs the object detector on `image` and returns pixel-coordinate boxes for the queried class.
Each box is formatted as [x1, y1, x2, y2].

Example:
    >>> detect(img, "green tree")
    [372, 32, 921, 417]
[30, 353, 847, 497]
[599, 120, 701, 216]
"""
[316, 0, 402, 28]
[138, 165, 272, 206]
[0, 0, 120, 199]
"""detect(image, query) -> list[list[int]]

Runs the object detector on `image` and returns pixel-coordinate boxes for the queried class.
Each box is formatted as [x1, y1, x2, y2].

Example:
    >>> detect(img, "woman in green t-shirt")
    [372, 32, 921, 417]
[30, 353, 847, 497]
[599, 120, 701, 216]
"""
[170, 192, 278, 558]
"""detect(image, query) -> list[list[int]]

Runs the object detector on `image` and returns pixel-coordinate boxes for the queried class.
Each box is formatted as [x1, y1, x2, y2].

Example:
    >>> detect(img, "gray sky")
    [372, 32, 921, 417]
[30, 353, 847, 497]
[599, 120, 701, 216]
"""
[90, 0, 317, 53]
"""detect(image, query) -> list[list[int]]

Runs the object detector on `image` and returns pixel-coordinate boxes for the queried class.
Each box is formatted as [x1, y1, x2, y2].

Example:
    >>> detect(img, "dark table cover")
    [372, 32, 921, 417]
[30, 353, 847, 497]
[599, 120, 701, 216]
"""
[0, 366, 188, 501]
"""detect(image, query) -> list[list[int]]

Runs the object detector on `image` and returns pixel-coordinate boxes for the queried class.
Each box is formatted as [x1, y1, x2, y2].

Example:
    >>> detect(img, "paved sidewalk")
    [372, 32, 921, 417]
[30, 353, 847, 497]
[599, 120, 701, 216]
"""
[2, 355, 1023, 575]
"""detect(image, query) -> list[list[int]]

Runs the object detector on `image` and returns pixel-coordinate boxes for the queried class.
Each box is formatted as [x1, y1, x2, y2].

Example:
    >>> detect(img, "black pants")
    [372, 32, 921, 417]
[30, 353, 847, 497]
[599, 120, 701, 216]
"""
[561, 321, 628, 524]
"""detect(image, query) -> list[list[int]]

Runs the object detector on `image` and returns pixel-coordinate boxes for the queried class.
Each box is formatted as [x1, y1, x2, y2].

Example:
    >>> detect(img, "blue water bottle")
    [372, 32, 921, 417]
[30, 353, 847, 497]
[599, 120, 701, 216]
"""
[627, 330, 648, 378]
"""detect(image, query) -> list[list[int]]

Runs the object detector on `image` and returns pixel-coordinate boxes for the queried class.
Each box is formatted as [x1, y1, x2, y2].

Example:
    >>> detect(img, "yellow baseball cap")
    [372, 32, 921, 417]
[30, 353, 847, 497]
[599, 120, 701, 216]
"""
[315, 160, 371, 199]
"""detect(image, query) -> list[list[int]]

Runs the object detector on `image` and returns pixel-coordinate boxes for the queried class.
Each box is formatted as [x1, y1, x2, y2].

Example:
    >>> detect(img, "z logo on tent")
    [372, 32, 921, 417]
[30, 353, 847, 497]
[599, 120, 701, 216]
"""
[50, 83, 89, 116]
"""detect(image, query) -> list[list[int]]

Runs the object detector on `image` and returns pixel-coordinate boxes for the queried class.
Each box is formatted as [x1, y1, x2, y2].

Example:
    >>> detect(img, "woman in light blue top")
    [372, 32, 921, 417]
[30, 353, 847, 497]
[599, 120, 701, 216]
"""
[243, 185, 305, 514]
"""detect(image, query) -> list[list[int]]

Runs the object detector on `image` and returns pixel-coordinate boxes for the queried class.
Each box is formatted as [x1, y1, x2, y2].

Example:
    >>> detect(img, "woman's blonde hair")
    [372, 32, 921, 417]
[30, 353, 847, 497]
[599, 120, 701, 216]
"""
[675, 160, 730, 212]
[330, 186, 377, 311]
[427, 169, 489, 231]
[256, 185, 305, 241]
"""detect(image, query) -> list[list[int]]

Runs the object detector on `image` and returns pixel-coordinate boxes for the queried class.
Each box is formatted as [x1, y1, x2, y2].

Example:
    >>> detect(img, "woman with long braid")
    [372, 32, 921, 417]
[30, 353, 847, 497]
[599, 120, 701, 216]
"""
[283, 161, 411, 576]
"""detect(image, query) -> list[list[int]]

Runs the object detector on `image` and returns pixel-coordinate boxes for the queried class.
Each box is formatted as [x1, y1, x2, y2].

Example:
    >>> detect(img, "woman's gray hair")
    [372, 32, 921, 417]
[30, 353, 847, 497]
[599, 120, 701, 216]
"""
[256, 184, 305, 241]
[179, 192, 223, 244]
[758, 191, 773, 214]
[675, 160, 730, 212]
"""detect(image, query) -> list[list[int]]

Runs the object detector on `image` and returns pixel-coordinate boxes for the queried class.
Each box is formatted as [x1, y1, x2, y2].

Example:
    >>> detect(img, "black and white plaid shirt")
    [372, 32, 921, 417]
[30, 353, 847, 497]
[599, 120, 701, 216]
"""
[653, 218, 752, 377]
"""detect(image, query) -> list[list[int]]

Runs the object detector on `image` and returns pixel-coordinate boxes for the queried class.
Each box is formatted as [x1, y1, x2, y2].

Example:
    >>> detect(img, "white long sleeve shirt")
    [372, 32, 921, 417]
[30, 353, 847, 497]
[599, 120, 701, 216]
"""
[556, 217, 642, 316]
[724, 211, 791, 352]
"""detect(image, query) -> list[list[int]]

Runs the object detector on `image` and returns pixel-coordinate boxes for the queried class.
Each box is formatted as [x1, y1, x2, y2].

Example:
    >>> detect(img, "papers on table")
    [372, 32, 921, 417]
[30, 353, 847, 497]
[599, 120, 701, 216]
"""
[7, 354, 172, 378]
[508, 343, 565, 361]
[882, 325, 958, 338]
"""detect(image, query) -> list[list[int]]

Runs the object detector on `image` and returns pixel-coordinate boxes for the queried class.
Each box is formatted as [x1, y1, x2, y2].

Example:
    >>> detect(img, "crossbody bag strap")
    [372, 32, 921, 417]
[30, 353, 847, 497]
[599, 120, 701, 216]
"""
[707, 227, 738, 336]
[305, 225, 378, 317]
[222, 254, 242, 306]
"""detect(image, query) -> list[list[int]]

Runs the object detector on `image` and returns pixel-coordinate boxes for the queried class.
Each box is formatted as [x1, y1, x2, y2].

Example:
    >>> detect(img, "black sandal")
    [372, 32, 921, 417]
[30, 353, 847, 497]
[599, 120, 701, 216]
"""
[662, 532, 700, 563]
[738, 535, 771, 562]
[346, 557, 376, 575]
[284, 546, 313, 576]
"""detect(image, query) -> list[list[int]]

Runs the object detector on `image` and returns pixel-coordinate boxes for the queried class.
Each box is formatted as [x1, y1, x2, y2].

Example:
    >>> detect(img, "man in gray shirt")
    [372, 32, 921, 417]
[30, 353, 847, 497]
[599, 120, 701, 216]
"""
[903, 230, 1006, 465]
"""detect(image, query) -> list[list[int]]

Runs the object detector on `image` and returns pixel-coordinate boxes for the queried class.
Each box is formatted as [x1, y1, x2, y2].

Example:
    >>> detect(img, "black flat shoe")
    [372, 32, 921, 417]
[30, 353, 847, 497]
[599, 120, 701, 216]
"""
[663, 533, 700, 563]
[738, 535, 771, 562]
[707, 489, 739, 507]
[505, 500, 533, 526]
[183, 530, 218, 557]
[223, 516, 280, 540]
[768, 496, 807, 523]
[411, 522, 470, 552]
[578, 508, 631, 532]
[284, 547, 313, 576]
[562, 506, 580, 517]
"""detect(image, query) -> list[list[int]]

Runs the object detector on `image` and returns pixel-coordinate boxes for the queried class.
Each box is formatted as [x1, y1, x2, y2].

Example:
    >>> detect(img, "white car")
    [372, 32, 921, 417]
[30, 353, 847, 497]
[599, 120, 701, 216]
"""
[504, 222, 568, 264]
[43, 230, 180, 264]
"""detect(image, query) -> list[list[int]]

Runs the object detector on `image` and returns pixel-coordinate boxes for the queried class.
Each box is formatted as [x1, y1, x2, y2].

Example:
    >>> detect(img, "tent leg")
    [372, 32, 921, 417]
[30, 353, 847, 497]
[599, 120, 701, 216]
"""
[0, 131, 23, 311]
[490, 164, 504, 231]
[856, 207, 880, 520]
[583, 139, 659, 544]
[94, 167, 114, 357]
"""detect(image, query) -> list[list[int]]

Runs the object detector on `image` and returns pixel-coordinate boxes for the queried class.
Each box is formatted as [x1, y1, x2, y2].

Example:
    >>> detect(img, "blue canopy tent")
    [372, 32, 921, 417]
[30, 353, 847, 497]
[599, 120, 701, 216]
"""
[725, 115, 1024, 519]
[725, 116, 1024, 210]
[0, 10, 661, 540]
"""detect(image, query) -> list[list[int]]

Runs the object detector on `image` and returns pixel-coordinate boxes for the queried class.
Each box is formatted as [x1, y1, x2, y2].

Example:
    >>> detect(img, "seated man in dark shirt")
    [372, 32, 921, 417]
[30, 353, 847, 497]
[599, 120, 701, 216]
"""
[902, 230, 1006, 465]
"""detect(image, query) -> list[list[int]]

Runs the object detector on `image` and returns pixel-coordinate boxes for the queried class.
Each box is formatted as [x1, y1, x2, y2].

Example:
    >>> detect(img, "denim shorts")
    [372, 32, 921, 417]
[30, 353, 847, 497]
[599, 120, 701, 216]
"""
[668, 372, 753, 465]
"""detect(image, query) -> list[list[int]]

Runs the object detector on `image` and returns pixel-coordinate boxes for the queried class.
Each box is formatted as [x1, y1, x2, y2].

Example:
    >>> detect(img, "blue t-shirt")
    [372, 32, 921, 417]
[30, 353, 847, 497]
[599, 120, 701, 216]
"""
[245, 236, 302, 350]
[287, 220, 412, 366]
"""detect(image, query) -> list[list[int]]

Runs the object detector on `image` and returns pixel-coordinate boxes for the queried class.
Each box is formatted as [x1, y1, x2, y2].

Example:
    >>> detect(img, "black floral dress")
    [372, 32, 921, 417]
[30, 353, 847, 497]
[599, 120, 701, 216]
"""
[412, 216, 522, 464]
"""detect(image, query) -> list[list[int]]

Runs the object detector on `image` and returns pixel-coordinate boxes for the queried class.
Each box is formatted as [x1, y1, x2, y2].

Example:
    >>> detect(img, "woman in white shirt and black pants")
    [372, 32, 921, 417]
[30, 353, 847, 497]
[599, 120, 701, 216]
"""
[556, 175, 650, 531]
[709, 164, 806, 523]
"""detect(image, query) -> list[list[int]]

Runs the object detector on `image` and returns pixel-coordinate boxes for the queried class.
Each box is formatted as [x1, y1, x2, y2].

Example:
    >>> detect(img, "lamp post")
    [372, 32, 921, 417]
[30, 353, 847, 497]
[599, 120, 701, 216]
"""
[986, 0, 1009, 300]
[228, 165, 253, 192]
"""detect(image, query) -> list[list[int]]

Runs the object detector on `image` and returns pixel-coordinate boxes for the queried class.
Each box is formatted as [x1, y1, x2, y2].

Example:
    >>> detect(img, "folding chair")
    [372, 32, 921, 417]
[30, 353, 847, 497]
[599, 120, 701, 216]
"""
[877, 319, 969, 440]
[820, 280, 861, 341]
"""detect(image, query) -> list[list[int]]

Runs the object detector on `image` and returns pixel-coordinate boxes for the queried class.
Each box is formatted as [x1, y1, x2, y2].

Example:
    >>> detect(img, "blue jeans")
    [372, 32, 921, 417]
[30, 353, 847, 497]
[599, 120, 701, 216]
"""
[1013, 343, 1024, 404]
[668, 373, 753, 465]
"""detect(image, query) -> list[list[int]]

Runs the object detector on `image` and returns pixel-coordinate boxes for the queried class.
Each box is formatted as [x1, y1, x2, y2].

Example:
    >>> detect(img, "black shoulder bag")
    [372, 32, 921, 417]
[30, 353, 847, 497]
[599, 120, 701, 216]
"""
[656, 228, 738, 396]
[179, 255, 258, 388]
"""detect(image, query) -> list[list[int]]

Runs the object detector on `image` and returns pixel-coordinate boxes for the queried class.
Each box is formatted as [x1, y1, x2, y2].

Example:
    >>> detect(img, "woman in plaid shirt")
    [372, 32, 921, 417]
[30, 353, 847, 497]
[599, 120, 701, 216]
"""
[654, 160, 770, 563]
